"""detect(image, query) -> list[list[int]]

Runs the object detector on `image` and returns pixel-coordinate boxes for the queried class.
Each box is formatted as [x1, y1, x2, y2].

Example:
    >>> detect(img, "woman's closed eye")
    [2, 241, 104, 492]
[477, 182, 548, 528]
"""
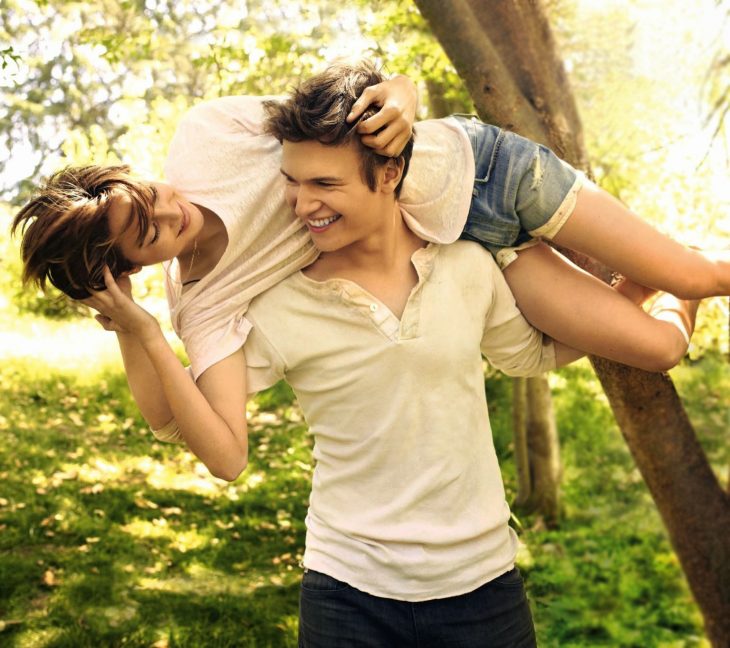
[148, 221, 160, 245]
[146, 186, 160, 245]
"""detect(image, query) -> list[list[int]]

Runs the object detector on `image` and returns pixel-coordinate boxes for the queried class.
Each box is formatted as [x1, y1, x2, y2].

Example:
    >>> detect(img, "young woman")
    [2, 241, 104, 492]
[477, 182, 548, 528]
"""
[12, 64, 716, 477]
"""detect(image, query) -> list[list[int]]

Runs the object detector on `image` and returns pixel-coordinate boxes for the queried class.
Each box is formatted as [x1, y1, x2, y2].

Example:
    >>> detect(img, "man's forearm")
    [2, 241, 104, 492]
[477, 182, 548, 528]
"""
[553, 340, 585, 368]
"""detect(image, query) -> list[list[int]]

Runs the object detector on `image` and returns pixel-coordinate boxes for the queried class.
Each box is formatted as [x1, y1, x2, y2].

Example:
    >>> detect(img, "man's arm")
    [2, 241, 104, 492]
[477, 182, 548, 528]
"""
[552, 340, 585, 368]
[479, 251, 585, 376]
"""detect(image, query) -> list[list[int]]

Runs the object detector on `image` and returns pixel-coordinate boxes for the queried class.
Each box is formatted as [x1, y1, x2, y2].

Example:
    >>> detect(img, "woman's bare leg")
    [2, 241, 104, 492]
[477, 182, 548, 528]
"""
[551, 181, 730, 298]
[502, 243, 699, 372]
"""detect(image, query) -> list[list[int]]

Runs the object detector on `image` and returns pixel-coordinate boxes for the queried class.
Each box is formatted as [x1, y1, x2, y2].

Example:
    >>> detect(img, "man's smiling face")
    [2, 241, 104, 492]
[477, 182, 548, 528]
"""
[281, 139, 395, 255]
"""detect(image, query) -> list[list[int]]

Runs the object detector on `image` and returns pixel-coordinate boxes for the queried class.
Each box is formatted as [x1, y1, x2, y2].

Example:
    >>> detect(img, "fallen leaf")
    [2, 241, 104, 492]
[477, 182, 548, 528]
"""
[42, 569, 58, 587]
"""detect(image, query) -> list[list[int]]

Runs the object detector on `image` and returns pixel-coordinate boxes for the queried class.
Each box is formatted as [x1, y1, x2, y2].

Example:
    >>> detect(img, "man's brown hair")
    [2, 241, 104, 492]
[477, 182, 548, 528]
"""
[263, 60, 414, 196]
[12, 165, 155, 299]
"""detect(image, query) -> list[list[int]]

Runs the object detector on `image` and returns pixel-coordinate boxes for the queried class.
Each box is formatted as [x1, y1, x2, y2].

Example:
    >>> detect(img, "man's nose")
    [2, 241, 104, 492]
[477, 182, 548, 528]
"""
[293, 186, 320, 219]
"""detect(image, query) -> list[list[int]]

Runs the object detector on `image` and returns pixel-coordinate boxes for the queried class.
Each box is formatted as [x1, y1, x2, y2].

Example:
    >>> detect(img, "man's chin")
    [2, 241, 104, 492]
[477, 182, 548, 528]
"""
[310, 235, 343, 254]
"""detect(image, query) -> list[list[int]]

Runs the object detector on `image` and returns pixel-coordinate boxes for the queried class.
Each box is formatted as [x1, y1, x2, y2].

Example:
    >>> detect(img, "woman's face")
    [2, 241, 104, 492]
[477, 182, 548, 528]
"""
[107, 181, 205, 268]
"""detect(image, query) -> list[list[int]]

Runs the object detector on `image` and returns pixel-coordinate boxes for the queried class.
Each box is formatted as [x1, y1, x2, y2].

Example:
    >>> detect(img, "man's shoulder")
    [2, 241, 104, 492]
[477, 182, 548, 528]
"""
[429, 241, 503, 307]
[438, 240, 499, 273]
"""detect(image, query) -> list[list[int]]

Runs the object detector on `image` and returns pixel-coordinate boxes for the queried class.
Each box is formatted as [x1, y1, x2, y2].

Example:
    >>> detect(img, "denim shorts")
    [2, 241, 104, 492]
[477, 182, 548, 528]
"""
[454, 114, 583, 268]
[298, 567, 537, 647]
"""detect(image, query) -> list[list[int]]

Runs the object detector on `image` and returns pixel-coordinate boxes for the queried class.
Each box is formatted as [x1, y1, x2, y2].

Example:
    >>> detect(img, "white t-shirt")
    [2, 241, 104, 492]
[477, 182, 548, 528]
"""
[163, 96, 473, 379]
[244, 240, 556, 601]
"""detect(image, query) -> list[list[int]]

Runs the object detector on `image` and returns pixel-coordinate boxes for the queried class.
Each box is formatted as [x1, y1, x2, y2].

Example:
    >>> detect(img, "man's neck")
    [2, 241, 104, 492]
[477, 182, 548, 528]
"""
[308, 203, 424, 281]
[304, 202, 426, 319]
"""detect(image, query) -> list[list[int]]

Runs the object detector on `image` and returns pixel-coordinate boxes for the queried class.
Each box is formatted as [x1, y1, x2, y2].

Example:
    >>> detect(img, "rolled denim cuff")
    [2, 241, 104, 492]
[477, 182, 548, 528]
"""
[528, 173, 585, 240]
[494, 239, 541, 270]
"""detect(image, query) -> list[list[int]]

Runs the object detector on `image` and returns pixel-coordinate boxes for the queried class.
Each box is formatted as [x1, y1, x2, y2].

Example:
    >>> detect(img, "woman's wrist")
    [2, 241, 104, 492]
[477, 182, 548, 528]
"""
[136, 321, 167, 351]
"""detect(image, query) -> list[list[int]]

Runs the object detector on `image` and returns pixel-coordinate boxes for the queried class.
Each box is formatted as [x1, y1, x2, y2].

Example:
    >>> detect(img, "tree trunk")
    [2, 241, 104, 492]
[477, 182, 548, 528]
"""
[525, 375, 562, 525]
[426, 76, 564, 523]
[414, 0, 730, 643]
[512, 377, 531, 505]
[513, 375, 562, 526]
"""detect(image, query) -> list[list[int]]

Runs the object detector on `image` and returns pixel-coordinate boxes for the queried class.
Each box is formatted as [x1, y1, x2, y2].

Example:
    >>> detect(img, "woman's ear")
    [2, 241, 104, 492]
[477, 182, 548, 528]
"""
[380, 156, 405, 195]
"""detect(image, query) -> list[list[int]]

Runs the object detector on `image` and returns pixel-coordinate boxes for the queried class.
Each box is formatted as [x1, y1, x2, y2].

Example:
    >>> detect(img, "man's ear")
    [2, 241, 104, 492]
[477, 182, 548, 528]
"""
[380, 157, 405, 195]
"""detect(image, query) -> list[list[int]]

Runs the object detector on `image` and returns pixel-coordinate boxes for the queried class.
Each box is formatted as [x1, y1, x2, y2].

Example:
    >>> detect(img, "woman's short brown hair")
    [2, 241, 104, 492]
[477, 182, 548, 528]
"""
[12, 165, 155, 299]
[262, 60, 414, 196]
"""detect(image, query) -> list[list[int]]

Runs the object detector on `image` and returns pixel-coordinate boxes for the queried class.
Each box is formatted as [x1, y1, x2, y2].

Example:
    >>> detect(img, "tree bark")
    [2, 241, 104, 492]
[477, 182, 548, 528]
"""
[525, 375, 562, 525]
[414, 0, 730, 643]
[512, 377, 531, 505]
[513, 375, 562, 526]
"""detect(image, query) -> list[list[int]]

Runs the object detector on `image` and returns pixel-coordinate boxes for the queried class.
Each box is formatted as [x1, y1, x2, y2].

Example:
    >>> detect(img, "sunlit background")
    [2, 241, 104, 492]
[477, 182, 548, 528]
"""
[1, 0, 728, 366]
[0, 1, 728, 646]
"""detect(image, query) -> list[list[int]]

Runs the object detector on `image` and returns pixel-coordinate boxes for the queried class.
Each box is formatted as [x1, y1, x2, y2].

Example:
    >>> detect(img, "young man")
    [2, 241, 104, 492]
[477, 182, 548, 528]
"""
[243, 60, 589, 647]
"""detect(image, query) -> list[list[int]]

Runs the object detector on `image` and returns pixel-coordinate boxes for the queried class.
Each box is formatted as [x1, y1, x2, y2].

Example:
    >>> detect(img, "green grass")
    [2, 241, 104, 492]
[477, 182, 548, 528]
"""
[0, 354, 724, 647]
[0, 363, 309, 647]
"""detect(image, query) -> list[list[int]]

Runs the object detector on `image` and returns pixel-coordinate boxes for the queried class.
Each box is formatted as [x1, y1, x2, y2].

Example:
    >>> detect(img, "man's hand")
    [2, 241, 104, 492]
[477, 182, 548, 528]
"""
[82, 266, 160, 343]
[347, 74, 417, 157]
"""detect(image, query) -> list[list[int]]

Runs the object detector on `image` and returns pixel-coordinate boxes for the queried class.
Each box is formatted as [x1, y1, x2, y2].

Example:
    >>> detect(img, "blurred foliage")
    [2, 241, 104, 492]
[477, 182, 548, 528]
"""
[2, 0, 726, 347]
[0, 0, 468, 204]
[0, 2, 728, 642]
[0, 204, 89, 319]
[703, 0, 730, 143]
[1, 354, 722, 645]
[549, 0, 730, 357]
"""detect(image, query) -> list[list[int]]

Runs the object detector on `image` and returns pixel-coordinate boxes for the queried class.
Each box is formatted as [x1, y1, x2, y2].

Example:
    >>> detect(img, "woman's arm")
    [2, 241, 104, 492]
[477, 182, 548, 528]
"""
[85, 268, 248, 481]
[347, 74, 418, 157]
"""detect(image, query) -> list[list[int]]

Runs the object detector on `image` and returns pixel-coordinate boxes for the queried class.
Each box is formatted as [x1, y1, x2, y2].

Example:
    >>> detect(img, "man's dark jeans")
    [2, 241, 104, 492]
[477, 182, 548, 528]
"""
[298, 567, 537, 647]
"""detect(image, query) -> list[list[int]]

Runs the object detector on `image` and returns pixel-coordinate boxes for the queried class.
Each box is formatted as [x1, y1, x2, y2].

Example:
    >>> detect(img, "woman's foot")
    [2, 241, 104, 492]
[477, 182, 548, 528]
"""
[647, 292, 701, 350]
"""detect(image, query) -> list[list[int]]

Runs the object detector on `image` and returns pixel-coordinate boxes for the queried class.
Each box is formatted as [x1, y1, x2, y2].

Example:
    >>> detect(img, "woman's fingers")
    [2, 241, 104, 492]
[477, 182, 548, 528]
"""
[355, 104, 393, 135]
[348, 75, 416, 158]
[347, 84, 383, 123]
[82, 291, 114, 315]
[102, 265, 124, 298]
[360, 122, 409, 157]
[94, 314, 115, 331]
[116, 273, 133, 297]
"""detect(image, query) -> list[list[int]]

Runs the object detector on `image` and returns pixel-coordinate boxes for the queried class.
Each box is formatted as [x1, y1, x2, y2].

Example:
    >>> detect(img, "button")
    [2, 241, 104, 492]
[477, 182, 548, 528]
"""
[370, 304, 378, 312]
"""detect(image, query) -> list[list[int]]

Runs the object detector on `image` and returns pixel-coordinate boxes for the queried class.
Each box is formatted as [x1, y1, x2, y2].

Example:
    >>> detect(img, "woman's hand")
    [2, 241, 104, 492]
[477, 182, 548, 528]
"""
[83, 267, 160, 343]
[347, 74, 418, 157]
